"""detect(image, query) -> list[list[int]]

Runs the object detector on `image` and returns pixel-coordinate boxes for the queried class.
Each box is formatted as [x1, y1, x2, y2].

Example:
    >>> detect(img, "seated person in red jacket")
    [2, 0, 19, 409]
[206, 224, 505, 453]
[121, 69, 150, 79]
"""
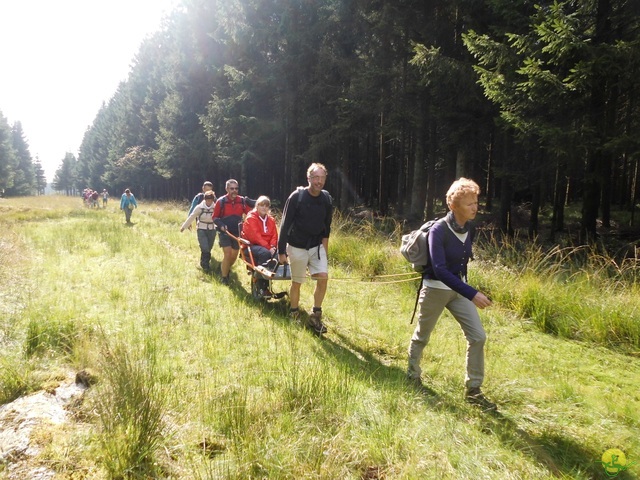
[242, 195, 278, 266]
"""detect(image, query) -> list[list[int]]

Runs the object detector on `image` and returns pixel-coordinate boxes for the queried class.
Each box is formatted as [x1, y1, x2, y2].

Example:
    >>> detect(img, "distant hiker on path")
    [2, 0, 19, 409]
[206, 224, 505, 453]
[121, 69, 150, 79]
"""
[120, 188, 138, 224]
[278, 163, 333, 335]
[406, 177, 496, 411]
[181, 190, 217, 272]
[90, 190, 99, 208]
[102, 189, 109, 207]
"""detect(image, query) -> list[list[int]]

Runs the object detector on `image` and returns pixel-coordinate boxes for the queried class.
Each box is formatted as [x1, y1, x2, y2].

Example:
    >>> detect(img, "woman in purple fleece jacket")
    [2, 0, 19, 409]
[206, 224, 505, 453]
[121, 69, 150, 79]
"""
[407, 177, 496, 411]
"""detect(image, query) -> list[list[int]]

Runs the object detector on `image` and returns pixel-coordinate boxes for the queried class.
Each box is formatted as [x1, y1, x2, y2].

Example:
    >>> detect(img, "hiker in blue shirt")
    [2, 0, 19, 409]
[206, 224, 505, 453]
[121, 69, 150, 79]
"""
[407, 177, 496, 411]
[189, 181, 216, 215]
[120, 188, 138, 224]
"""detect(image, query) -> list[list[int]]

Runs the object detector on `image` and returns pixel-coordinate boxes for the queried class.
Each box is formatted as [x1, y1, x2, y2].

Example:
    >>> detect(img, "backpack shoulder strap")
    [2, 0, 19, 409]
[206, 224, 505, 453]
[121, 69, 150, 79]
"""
[291, 186, 305, 209]
[322, 190, 332, 205]
[410, 280, 421, 324]
[192, 192, 203, 209]
[198, 205, 206, 221]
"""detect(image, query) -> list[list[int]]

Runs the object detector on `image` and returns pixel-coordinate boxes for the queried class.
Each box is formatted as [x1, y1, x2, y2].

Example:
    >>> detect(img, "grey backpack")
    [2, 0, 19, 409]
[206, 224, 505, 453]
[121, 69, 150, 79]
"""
[400, 219, 440, 273]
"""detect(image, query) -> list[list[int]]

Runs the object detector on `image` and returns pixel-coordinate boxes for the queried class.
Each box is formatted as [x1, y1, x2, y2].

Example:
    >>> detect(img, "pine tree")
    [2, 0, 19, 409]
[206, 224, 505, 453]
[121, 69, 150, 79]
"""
[53, 153, 78, 195]
[34, 158, 47, 195]
[0, 110, 18, 195]
[6, 122, 36, 196]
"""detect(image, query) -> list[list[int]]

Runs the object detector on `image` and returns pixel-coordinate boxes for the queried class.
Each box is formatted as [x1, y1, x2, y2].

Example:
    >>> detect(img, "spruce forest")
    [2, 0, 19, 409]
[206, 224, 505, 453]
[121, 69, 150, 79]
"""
[3, 0, 640, 241]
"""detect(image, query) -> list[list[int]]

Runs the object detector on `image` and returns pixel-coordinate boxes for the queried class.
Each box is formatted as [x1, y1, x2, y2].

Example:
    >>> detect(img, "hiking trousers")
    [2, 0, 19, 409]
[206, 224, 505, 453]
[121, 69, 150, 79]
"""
[197, 229, 216, 269]
[407, 285, 486, 389]
[197, 229, 216, 254]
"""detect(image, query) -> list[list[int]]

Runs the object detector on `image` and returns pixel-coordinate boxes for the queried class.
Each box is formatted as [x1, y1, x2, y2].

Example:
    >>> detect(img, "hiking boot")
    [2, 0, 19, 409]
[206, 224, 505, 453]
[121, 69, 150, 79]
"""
[407, 375, 438, 396]
[465, 387, 497, 412]
[220, 275, 230, 285]
[289, 309, 300, 322]
[307, 310, 327, 335]
[406, 375, 424, 389]
[200, 253, 212, 271]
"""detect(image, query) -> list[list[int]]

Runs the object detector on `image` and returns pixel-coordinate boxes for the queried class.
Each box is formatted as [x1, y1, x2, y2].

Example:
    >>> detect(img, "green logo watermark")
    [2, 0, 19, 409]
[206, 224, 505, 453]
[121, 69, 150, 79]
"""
[599, 449, 636, 477]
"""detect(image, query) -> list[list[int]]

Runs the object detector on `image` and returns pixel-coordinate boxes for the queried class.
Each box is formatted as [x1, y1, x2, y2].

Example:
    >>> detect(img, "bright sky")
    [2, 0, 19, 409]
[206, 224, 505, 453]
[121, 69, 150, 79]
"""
[0, 0, 180, 183]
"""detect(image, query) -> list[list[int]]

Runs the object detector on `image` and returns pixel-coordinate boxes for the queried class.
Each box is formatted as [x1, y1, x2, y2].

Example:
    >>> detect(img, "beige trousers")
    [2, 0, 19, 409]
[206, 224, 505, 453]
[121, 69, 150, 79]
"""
[407, 285, 486, 389]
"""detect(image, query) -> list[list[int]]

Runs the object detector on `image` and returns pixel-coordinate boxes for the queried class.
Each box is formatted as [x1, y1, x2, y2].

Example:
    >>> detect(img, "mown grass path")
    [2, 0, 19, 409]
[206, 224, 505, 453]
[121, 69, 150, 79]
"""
[1, 196, 638, 479]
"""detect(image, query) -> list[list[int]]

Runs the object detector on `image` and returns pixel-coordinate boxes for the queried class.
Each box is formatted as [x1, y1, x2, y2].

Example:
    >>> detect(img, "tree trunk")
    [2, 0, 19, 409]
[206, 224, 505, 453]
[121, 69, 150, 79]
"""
[498, 131, 514, 236]
[601, 84, 618, 228]
[529, 180, 540, 240]
[581, 0, 611, 242]
[485, 131, 494, 212]
[410, 102, 428, 221]
[409, 129, 427, 221]
[339, 146, 350, 211]
[631, 156, 639, 226]
[425, 114, 437, 220]
[499, 178, 514, 236]
[550, 158, 568, 240]
[378, 112, 387, 213]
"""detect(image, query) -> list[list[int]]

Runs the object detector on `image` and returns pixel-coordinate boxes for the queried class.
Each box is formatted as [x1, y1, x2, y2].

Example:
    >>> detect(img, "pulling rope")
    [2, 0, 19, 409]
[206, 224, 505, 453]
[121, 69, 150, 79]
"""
[330, 272, 420, 284]
[222, 228, 420, 286]
[362, 272, 418, 278]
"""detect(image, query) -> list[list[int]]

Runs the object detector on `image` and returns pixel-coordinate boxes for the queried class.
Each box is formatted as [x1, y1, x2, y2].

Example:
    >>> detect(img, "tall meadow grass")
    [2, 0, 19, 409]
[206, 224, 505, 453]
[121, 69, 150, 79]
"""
[475, 233, 640, 350]
[1, 196, 639, 479]
[93, 334, 169, 479]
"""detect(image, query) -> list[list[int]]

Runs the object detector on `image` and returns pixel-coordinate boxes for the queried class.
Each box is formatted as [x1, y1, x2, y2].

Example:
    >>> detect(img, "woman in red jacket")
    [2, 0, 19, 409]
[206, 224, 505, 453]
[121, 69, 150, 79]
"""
[242, 195, 278, 266]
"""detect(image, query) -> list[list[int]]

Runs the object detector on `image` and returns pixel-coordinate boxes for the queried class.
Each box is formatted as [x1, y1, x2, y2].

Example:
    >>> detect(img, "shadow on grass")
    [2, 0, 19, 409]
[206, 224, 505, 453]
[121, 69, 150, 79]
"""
[307, 319, 623, 478]
[326, 329, 624, 478]
[220, 266, 291, 317]
[209, 266, 619, 478]
[321, 328, 461, 409]
[478, 415, 635, 479]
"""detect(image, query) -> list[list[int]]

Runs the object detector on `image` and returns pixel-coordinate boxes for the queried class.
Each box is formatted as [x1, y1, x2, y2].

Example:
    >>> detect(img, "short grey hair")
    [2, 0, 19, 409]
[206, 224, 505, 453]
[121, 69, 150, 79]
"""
[306, 163, 327, 178]
[446, 178, 480, 208]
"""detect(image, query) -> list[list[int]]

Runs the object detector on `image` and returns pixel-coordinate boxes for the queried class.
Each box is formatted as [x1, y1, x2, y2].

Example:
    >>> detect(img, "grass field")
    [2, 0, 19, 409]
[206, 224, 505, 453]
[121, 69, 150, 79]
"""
[0, 195, 639, 479]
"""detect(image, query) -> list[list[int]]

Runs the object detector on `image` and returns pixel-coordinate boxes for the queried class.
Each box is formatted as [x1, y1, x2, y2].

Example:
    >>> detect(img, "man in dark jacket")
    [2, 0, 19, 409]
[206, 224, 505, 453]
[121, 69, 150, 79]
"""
[278, 163, 333, 334]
